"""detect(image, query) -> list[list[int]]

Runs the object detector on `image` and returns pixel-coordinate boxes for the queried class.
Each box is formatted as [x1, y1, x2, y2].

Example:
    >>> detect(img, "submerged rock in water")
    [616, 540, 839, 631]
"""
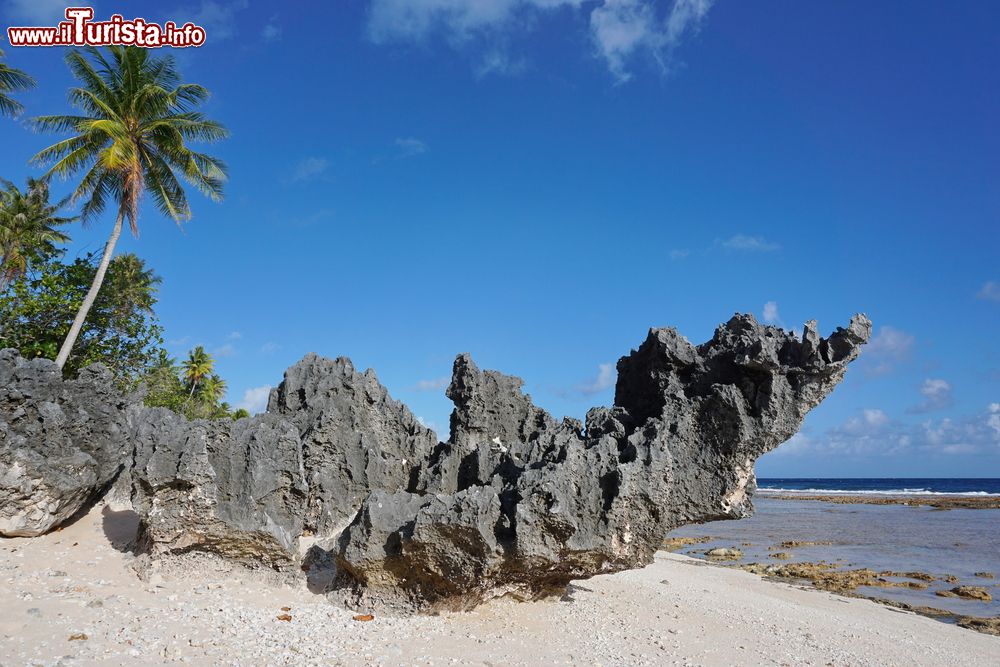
[0, 350, 136, 537]
[937, 586, 993, 602]
[330, 314, 871, 612]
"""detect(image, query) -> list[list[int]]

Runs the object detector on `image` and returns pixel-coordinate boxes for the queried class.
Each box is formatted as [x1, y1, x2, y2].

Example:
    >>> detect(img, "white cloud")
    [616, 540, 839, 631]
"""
[291, 157, 330, 182]
[238, 385, 272, 414]
[167, 335, 191, 349]
[908, 378, 953, 414]
[368, 0, 580, 44]
[212, 343, 236, 358]
[589, 0, 712, 83]
[866, 326, 915, 358]
[762, 301, 782, 326]
[476, 49, 527, 78]
[589, 0, 659, 83]
[862, 325, 915, 376]
[227, 331, 242, 340]
[977, 281, 1000, 302]
[262, 16, 282, 41]
[718, 234, 780, 252]
[577, 362, 615, 396]
[366, 0, 712, 82]
[776, 405, 1000, 459]
[841, 408, 890, 436]
[669, 248, 690, 260]
[863, 408, 889, 427]
[190, 0, 249, 41]
[260, 341, 281, 354]
[395, 137, 429, 158]
[414, 377, 449, 391]
[772, 431, 811, 456]
[4, 0, 67, 23]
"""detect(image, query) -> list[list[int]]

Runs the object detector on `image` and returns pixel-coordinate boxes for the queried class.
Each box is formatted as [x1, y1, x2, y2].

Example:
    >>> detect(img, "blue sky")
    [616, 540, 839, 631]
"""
[1, 1, 998, 477]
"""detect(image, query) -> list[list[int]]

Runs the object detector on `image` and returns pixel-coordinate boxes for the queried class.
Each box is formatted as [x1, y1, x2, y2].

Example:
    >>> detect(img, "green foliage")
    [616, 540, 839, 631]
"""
[145, 345, 244, 420]
[0, 48, 35, 118]
[31, 46, 229, 232]
[142, 350, 188, 413]
[27, 46, 229, 370]
[0, 178, 74, 286]
[0, 248, 242, 420]
[0, 251, 163, 385]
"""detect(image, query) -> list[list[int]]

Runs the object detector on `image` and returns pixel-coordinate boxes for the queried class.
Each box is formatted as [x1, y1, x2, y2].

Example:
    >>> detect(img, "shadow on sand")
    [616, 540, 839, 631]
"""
[101, 506, 140, 553]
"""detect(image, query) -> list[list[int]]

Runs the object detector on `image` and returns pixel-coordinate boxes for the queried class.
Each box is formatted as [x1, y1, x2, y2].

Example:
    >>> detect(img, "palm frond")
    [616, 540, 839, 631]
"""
[30, 46, 227, 238]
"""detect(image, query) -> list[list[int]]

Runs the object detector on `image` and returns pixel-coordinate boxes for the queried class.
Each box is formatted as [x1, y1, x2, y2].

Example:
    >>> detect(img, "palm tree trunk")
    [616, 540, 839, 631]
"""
[54, 212, 123, 370]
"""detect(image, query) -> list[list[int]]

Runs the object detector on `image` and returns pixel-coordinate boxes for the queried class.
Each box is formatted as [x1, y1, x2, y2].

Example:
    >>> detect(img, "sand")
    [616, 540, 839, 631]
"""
[2, 503, 998, 667]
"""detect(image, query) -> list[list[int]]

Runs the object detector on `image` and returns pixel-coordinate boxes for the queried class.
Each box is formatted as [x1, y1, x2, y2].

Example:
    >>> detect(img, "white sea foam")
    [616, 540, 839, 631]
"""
[758, 487, 999, 497]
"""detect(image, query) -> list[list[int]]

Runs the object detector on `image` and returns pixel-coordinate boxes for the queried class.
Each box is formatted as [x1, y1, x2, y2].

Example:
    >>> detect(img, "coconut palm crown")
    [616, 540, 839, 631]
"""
[0, 48, 35, 118]
[0, 178, 74, 286]
[30, 46, 229, 370]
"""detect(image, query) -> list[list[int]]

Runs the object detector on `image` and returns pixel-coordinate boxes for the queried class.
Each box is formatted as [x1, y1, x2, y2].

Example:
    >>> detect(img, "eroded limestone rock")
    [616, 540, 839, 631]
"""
[330, 314, 871, 612]
[130, 409, 308, 570]
[1, 313, 870, 614]
[0, 350, 135, 537]
[267, 354, 438, 535]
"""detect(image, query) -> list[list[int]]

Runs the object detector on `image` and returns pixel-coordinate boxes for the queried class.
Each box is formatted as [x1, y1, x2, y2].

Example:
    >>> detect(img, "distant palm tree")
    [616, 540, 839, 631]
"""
[0, 178, 74, 286]
[0, 48, 35, 118]
[199, 373, 227, 405]
[182, 346, 214, 401]
[31, 46, 228, 371]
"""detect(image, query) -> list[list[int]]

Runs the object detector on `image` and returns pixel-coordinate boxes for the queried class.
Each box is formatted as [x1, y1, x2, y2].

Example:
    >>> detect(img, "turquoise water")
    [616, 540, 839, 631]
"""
[667, 497, 1000, 618]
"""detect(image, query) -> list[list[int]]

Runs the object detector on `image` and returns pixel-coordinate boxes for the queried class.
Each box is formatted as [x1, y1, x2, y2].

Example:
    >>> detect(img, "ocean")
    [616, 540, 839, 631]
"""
[757, 477, 1000, 496]
[666, 484, 1000, 624]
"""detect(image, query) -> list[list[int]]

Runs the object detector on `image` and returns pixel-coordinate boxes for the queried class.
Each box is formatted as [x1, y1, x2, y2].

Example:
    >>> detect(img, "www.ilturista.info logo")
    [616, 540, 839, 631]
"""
[6, 7, 206, 48]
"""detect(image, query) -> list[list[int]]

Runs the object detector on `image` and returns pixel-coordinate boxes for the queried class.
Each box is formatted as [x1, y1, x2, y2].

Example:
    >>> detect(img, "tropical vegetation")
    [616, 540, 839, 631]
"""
[145, 347, 249, 420]
[30, 45, 228, 370]
[0, 47, 34, 118]
[0, 45, 240, 421]
[0, 178, 73, 287]
[0, 249, 165, 382]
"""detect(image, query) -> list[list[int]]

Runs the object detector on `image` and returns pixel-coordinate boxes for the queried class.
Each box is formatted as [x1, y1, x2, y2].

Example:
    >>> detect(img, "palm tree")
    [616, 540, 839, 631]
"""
[182, 346, 213, 401]
[31, 46, 228, 371]
[0, 178, 74, 286]
[200, 373, 227, 404]
[0, 48, 35, 118]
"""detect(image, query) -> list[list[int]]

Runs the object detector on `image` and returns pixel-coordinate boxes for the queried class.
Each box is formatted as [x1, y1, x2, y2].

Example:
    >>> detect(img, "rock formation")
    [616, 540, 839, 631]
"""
[329, 314, 871, 612]
[266, 354, 438, 535]
[0, 313, 870, 613]
[130, 409, 308, 570]
[0, 351, 136, 537]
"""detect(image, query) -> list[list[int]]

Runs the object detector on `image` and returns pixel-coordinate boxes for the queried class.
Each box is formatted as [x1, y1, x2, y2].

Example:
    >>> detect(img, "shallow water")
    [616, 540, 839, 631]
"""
[758, 477, 1000, 495]
[667, 498, 1000, 617]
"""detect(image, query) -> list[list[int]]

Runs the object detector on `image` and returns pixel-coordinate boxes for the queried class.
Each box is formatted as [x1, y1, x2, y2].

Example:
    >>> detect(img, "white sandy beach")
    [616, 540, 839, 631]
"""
[1, 501, 997, 667]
